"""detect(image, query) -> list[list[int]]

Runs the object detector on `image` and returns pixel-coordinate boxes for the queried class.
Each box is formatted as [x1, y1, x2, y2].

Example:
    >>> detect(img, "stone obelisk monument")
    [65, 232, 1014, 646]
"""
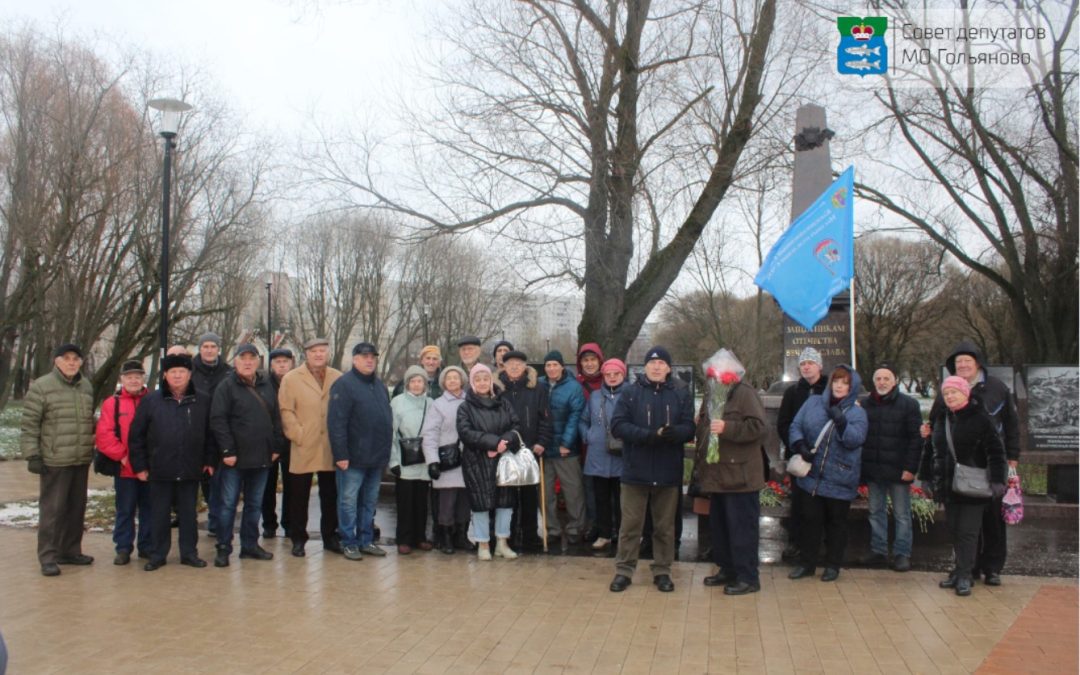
[782, 104, 852, 380]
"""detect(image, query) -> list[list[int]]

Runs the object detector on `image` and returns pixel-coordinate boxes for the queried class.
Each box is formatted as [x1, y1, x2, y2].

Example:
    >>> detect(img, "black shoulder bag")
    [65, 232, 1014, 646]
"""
[93, 394, 123, 477]
[399, 401, 428, 466]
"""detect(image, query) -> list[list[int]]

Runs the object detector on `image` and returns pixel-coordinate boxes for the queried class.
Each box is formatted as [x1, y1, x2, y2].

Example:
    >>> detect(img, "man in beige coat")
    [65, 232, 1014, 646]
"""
[278, 338, 343, 557]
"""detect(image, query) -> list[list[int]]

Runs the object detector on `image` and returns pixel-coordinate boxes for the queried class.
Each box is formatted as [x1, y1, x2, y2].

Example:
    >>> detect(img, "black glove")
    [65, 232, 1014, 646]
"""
[791, 440, 812, 462]
[991, 482, 1007, 499]
[427, 463, 441, 480]
[389, 465, 401, 478]
[687, 482, 702, 498]
[26, 455, 46, 475]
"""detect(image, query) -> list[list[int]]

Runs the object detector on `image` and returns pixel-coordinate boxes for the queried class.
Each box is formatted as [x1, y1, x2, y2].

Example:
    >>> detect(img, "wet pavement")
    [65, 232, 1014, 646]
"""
[281, 490, 1079, 579]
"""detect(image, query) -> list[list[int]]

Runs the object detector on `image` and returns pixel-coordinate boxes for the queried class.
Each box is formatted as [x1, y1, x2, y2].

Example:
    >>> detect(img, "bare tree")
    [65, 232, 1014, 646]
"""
[854, 235, 948, 379]
[302, 0, 822, 358]
[858, 0, 1078, 363]
[0, 26, 275, 403]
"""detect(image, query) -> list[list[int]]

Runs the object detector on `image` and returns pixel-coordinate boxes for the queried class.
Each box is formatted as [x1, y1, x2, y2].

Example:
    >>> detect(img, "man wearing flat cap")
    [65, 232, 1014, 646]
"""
[278, 338, 344, 557]
[456, 335, 483, 373]
[21, 343, 96, 576]
[328, 341, 393, 560]
[209, 344, 285, 567]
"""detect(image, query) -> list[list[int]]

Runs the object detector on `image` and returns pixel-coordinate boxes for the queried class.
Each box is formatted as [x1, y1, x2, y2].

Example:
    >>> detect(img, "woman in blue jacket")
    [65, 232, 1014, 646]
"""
[579, 358, 627, 552]
[787, 364, 868, 582]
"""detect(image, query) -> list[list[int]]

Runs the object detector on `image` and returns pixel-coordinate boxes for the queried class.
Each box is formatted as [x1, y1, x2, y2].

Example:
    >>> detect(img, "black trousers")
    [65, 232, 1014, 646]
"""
[436, 488, 470, 527]
[286, 471, 338, 545]
[395, 478, 430, 547]
[149, 480, 199, 562]
[510, 485, 540, 545]
[592, 476, 622, 540]
[974, 494, 1007, 575]
[37, 464, 89, 565]
[261, 456, 291, 535]
[783, 483, 805, 544]
[797, 486, 851, 569]
[710, 492, 761, 584]
[947, 501, 986, 581]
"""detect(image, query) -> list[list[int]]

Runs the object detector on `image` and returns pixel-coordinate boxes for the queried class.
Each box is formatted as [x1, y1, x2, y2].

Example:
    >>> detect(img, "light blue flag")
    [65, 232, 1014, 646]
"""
[754, 166, 854, 330]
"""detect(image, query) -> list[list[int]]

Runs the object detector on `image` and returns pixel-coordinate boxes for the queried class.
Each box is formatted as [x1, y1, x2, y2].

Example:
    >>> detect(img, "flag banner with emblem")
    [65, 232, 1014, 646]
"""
[754, 165, 855, 330]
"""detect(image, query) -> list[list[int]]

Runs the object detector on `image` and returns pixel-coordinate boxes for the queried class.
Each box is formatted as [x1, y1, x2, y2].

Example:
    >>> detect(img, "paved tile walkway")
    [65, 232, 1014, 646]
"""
[976, 585, 1079, 674]
[0, 526, 1075, 674]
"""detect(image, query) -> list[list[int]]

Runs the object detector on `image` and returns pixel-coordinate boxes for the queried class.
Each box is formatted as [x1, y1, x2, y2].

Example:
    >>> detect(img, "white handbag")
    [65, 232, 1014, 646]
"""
[786, 420, 834, 478]
[496, 432, 540, 487]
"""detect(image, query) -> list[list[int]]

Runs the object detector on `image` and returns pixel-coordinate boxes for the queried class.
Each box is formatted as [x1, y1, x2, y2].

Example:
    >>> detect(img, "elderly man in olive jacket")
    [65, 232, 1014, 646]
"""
[21, 343, 97, 576]
[209, 344, 285, 567]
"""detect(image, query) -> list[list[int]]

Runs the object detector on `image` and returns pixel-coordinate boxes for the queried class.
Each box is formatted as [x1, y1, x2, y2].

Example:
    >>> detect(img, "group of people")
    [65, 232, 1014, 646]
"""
[772, 344, 1017, 597]
[20, 334, 1019, 598]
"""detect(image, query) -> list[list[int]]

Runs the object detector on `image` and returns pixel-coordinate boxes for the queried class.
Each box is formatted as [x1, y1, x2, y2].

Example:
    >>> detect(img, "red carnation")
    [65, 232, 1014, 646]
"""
[719, 372, 740, 385]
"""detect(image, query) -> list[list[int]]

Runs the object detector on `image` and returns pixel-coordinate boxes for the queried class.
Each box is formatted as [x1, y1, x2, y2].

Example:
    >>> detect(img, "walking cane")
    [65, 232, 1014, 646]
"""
[539, 455, 548, 553]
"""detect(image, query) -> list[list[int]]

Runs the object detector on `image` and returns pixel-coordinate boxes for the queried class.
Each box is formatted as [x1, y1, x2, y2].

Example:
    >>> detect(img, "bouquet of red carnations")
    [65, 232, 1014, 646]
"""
[702, 348, 745, 464]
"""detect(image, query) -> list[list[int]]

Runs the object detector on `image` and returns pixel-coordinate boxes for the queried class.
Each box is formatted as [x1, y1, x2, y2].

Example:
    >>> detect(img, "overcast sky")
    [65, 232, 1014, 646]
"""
[1, 0, 427, 134]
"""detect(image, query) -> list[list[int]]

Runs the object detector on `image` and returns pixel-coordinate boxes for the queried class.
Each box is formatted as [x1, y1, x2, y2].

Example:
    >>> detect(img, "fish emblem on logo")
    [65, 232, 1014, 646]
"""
[837, 17, 888, 76]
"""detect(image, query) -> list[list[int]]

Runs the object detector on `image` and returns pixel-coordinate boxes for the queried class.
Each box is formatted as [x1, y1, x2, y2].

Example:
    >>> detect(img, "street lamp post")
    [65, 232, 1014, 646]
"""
[148, 97, 192, 358]
[266, 279, 273, 348]
[421, 304, 430, 346]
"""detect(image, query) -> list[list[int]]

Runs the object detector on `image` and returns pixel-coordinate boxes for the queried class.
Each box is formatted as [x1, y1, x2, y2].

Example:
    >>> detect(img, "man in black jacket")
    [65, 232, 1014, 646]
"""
[192, 332, 231, 536]
[925, 341, 1020, 585]
[860, 364, 922, 572]
[209, 344, 285, 567]
[498, 350, 553, 552]
[608, 346, 695, 593]
[262, 347, 295, 539]
[130, 353, 216, 571]
[775, 347, 827, 560]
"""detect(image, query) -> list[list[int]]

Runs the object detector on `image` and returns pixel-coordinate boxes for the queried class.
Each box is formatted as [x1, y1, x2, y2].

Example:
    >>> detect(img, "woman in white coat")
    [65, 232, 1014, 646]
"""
[421, 366, 471, 554]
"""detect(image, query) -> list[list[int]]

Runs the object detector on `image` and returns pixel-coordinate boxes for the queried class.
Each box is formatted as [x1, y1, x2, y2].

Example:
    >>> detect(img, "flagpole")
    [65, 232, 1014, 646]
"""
[849, 277, 857, 370]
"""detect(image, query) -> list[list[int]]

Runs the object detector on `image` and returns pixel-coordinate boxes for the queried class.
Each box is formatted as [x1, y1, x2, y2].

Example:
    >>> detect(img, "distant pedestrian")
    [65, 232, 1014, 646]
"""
[787, 365, 868, 583]
[95, 360, 151, 565]
[21, 344, 96, 577]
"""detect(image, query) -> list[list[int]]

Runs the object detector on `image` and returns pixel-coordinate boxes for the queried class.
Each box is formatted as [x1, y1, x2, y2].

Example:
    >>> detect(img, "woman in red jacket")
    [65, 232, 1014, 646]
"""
[95, 360, 149, 565]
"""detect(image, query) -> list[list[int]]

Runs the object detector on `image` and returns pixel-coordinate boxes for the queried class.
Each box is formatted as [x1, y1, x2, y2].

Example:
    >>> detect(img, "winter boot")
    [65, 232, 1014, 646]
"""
[454, 523, 476, 551]
[495, 538, 518, 560]
[438, 526, 455, 555]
